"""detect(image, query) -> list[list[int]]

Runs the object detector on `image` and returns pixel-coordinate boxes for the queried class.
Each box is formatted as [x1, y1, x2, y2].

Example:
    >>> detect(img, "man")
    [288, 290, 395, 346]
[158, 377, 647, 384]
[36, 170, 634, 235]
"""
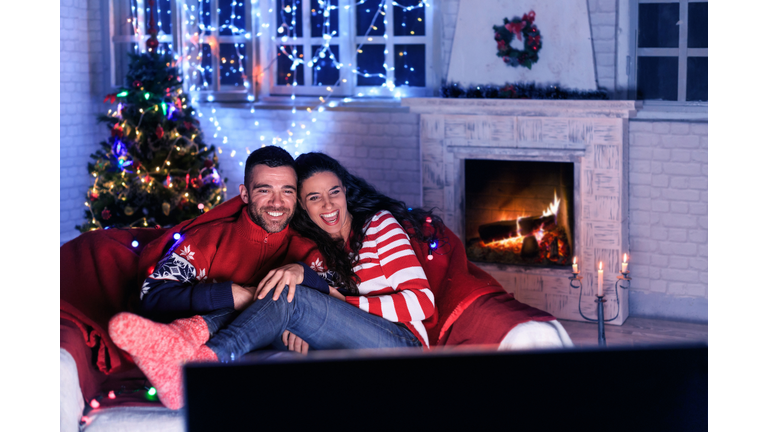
[109, 146, 329, 409]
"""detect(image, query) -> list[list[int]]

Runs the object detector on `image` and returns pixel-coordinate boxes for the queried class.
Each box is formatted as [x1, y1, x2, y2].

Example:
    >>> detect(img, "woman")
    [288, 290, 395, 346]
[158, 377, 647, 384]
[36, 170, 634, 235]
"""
[109, 152, 441, 409]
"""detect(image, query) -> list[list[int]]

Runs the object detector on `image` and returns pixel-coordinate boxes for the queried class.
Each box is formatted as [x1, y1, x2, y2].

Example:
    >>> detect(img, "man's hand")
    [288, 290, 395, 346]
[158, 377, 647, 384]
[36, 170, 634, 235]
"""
[255, 263, 305, 303]
[282, 330, 309, 355]
[232, 283, 257, 310]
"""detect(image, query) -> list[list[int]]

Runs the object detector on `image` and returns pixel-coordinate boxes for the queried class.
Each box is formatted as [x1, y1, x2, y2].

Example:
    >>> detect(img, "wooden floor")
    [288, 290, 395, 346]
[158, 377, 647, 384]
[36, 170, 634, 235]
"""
[558, 317, 708, 349]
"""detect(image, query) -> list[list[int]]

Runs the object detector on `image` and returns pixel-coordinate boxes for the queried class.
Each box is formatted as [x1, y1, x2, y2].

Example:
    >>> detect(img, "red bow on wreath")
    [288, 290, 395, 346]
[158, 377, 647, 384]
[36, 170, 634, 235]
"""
[522, 11, 536, 24]
[505, 21, 524, 41]
[103, 93, 117, 104]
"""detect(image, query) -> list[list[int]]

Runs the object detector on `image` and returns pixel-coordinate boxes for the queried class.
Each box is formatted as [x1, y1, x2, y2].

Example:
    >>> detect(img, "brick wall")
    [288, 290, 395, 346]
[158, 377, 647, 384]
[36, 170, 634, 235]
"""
[588, 0, 617, 94]
[198, 107, 422, 207]
[60, 0, 105, 245]
[627, 120, 708, 322]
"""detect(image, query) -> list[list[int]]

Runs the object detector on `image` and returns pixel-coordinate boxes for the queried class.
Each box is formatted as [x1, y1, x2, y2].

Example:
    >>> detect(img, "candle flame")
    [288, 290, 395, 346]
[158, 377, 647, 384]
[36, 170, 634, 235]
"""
[623, 253, 628, 263]
[599, 261, 603, 270]
[573, 256, 577, 264]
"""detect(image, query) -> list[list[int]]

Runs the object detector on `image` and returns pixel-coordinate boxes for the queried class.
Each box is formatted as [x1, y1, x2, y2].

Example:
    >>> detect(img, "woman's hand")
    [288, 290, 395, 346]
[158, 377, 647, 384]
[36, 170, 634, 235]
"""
[255, 263, 305, 303]
[282, 330, 309, 355]
[328, 286, 346, 302]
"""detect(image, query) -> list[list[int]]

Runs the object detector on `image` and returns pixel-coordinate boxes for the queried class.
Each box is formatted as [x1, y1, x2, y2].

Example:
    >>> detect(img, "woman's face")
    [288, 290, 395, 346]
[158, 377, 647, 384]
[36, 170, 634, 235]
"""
[299, 171, 352, 241]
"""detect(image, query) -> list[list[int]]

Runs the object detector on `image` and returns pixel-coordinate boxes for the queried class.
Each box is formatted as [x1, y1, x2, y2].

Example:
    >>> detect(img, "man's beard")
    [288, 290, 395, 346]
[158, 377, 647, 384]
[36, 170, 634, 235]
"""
[248, 205, 294, 233]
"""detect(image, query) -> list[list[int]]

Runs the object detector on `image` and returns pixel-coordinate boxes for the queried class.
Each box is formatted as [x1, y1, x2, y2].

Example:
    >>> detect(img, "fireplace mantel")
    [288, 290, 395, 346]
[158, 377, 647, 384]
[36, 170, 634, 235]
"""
[403, 98, 641, 325]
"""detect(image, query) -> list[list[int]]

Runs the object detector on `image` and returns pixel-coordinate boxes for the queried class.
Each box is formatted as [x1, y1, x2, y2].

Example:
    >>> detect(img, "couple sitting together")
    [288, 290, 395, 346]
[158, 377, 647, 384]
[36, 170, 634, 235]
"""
[109, 146, 443, 409]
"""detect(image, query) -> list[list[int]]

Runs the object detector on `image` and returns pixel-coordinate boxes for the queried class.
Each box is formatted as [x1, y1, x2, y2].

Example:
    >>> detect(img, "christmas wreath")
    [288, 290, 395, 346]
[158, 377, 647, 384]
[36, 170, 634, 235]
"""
[493, 11, 541, 69]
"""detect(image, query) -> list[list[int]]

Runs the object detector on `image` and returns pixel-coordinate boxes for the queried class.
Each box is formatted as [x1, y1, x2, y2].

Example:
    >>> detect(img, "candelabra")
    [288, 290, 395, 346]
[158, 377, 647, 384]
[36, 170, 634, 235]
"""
[569, 271, 631, 346]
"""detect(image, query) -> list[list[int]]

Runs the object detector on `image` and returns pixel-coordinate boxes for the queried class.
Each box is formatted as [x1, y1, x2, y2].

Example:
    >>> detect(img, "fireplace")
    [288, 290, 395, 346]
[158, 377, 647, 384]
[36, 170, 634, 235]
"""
[404, 98, 639, 324]
[464, 160, 574, 269]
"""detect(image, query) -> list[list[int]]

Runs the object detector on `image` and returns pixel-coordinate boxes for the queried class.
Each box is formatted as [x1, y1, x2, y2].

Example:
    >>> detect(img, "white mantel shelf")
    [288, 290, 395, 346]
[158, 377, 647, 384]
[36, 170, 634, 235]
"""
[406, 98, 638, 325]
[402, 98, 642, 118]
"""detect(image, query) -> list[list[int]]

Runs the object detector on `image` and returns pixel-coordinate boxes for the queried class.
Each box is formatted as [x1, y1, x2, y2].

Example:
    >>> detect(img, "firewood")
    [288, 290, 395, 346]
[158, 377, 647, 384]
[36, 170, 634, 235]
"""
[478, 214, 556, 243]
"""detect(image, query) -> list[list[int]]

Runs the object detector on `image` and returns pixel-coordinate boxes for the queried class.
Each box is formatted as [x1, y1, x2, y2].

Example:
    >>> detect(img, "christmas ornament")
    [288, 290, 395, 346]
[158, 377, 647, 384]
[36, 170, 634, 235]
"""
[156, 125, 164, 139]
[124, 206, 135, 216]
[102, 209, 112, 220]
[103, 93, 117, 104]
[162, 202, 171, 216]
[492, 11, 542, 69]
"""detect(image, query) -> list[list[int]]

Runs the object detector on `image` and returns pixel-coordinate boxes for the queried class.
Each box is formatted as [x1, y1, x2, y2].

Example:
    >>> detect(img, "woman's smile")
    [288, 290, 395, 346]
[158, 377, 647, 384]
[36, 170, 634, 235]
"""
[300, 171, 352, 241]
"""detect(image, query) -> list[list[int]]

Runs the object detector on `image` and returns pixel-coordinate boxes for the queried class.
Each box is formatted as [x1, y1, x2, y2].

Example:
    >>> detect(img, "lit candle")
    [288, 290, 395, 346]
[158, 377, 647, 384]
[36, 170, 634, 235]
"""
[597, 261, 604, 297]
[622, 253, 629, 273]
[572, 257, 579, 273]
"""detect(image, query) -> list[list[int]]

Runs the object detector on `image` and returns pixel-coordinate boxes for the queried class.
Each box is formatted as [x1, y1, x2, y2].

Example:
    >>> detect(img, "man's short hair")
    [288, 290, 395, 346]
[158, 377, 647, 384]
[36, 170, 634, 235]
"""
[243, 146, 296, 185]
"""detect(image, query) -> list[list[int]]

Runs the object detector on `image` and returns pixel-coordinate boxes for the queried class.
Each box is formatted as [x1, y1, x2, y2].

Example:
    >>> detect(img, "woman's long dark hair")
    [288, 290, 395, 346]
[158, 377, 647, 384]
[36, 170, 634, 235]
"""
[291, 152, 442, 293]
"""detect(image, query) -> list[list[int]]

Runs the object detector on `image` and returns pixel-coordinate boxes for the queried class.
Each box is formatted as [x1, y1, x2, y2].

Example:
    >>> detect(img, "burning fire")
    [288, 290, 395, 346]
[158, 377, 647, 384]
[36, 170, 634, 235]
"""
[542, 190, 560, 217]
[483, 190, 561, 248]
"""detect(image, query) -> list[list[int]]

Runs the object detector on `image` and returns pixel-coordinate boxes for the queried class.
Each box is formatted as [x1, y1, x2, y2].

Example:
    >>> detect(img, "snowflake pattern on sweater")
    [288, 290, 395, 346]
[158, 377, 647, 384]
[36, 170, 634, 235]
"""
[140, 250, 202, 300]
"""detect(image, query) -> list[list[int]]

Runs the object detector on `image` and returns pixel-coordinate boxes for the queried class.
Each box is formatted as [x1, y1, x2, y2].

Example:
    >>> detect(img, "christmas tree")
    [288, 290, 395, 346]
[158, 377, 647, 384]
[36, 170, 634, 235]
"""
[77, 24, 226, 232]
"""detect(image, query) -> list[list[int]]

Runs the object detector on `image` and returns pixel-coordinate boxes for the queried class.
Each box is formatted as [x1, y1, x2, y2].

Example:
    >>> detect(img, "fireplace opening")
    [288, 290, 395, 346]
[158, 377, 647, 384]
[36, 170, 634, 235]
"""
[465, 160, 575, 268]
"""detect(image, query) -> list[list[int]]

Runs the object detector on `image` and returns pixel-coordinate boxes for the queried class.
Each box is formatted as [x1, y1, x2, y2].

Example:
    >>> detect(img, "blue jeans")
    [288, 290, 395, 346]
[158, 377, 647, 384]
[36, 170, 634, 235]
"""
[203, 284, 422, 361]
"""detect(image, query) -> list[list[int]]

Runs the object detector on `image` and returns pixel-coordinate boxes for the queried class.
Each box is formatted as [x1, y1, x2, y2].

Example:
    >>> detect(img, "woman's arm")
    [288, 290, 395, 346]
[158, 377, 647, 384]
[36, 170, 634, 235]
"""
[346, 212, 435, 323]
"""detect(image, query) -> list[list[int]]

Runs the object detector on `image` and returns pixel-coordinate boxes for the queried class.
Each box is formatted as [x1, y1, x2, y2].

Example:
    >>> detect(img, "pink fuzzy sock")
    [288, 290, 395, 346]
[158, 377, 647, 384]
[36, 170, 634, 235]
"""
[108, 312, 218, 410]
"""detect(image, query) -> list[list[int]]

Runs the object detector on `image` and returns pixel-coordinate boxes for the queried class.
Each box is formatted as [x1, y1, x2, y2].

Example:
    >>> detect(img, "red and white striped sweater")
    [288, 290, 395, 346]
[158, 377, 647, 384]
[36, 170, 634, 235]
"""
[344, 210, 435, 348]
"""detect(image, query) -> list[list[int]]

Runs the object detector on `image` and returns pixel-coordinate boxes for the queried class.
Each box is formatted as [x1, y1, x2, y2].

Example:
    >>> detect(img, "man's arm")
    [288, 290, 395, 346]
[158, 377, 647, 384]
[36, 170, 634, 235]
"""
[140, 249, 254, 321]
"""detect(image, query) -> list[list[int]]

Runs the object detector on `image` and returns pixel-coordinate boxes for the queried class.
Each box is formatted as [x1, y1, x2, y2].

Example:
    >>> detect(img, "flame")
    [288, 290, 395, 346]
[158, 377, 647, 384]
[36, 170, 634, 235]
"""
[573, 256, 577, 265]
[599, 261, 603, 270]
[542, 190, 561, 217]
[623, 253, 628, 263]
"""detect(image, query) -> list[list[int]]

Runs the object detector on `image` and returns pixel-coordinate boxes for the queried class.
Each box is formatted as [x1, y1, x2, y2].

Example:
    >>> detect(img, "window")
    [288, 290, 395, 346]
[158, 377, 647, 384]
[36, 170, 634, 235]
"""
[262, 0, 435, 98]
[106, 0, 435, 101]
[106, 0, 257, 102]
[106, 0, 179, 89]
[629, 0, 707, 102]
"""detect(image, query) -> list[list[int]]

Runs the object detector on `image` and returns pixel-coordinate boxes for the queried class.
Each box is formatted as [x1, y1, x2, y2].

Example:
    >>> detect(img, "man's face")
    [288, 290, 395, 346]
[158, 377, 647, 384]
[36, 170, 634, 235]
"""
[239, 164, 298, 233]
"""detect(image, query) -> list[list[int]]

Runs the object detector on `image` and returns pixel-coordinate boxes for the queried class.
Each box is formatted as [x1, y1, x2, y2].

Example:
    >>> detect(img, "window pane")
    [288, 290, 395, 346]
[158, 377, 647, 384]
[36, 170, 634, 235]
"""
[219, 0, 247, 36]
[201, 44, 214, 89]
[311, 0, 339, 38]
[220, 43, 247, 86]
[356, 44, 386, 86]
[638, 3, 679, 48]
[157, 42, 174, 57]
[276, 45, 305, 85]
[688, 2, 707, 48]
[357, 0, 385, 36]
[393, 0, 425, 36]
[686, 57, 707, 101]
[637, 56, 678, 101]
[115, 2, 137, 36]
[144, 0, 173, 35]
[276, 0, 303, 38]
[201, 0, 213, 35]
[394, 44, 425, 87]
[311, 45, 340, 86]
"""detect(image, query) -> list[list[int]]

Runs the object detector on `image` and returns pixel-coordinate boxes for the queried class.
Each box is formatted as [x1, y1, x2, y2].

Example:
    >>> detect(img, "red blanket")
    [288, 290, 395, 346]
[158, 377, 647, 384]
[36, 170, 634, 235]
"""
[61, 197, 554, 404]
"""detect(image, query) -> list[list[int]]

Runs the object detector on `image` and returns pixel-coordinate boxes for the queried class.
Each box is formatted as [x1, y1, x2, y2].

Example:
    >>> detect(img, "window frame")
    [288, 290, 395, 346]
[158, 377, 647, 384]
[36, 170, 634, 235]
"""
[627, 0, 708, 104]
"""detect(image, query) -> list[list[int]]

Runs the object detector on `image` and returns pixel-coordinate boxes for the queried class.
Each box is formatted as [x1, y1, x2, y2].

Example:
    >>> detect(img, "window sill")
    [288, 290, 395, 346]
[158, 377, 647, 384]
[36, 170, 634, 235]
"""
[632, 102, 708, 122]
[203, 96, 410, 113]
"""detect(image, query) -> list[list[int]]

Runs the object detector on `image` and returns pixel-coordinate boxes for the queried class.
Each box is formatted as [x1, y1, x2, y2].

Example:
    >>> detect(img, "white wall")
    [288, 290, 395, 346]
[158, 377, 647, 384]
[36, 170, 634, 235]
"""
[60, 0, 106, 245]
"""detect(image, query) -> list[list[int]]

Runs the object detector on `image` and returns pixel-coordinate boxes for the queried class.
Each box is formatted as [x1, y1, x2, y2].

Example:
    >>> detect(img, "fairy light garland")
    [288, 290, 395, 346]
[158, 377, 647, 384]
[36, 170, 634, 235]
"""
[125, 0, 430, 165]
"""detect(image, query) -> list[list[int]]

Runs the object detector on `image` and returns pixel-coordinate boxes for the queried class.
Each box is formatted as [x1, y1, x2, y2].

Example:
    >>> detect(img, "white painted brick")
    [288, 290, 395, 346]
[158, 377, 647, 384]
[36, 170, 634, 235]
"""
[651, 162, 663, 174]
[691, 123, 708, 135]
[661, 135, 700, 149]
[668, 228, 687, 242]
[648, 280, 667, 293]
[630, 172, 651, 185]
[669, 123, 690, 134]
[629, 197, 651, 211]
[670, 150, 692, 162]
[698, 245, 708, 257]
[668, 257, 689, 269]
[698, 216, 707, 229]
[669, 177, 689, 189]
[663, 162, 702, 176]
[689, 177, 708, 190]
[595, 53, 615, 67]
[688, 203, 707, 215]
[650, 254, 668, 268]
[651, 174, 669, 187]
[660, 241, 698, 257]
[630, 122, 654, 132]
[652, 148, 670, 161]
[661, 213, 698, 228]
[632, 210, 650, 224]
[631, 132, 658, 146]
[661, 269, 700, 283]
[651, 200, 669, 213]
[631, 185, 651, 197]
[652, 122, 671, 134]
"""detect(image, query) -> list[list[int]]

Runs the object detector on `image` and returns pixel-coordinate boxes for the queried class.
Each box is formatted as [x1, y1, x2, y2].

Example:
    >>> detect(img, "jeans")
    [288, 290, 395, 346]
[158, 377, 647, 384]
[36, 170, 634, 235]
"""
[203, 284, 422, 361]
